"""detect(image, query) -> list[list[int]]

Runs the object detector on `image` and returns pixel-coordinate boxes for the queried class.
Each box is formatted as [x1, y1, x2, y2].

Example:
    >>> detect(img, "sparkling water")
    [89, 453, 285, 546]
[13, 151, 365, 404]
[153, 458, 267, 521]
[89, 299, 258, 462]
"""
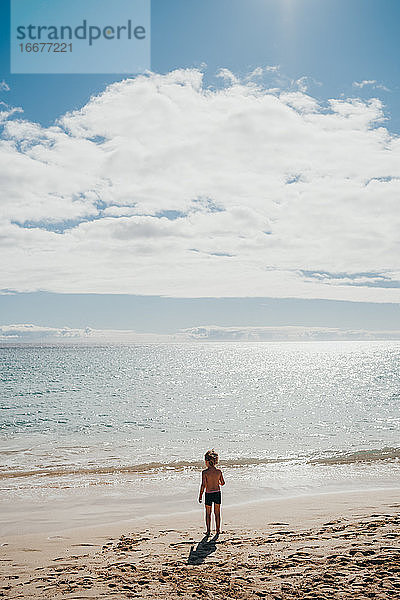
[1, 341, 399, 534]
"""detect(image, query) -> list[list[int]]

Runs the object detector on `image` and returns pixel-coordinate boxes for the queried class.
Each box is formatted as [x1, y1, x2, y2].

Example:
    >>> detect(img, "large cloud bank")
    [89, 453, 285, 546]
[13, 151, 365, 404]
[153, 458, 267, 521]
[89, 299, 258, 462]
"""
[1, 323, 400, 343]
[1, 68, 399, 300]
[182, 325, 400, 342]
[0, 324, 169, 342]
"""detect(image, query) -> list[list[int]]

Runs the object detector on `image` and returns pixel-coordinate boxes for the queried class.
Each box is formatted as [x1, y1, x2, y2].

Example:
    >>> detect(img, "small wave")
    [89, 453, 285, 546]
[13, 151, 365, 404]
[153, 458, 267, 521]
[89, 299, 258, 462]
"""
[1, 448, 398, 480]
[309, 447, 400, 465]
[0, 457, 293, 480]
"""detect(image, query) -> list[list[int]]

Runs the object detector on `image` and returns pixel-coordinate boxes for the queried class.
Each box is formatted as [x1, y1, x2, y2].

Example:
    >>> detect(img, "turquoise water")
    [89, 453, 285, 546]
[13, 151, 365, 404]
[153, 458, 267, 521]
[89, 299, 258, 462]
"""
[1, 341, 399, 533]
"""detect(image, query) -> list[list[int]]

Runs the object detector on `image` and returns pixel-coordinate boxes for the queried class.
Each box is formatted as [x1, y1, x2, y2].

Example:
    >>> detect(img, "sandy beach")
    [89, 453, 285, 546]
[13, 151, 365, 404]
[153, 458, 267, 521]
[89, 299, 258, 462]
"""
[1, 488, 399, 599]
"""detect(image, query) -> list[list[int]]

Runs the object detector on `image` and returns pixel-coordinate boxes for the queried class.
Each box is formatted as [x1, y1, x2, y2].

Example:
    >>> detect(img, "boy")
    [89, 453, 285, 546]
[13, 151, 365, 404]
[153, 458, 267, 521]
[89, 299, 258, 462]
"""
[198, 449, 225, 536]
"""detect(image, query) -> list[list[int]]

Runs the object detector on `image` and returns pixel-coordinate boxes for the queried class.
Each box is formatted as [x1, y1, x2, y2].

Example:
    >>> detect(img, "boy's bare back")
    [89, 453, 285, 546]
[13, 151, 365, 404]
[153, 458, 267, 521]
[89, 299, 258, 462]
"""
[199, 450, 225, 535]
[202, 466, 225, 492]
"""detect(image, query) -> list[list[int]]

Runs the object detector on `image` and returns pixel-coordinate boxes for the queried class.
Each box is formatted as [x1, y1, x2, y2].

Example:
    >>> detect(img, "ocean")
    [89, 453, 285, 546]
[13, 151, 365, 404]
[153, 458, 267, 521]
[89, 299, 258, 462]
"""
[1, 341, 399, 535]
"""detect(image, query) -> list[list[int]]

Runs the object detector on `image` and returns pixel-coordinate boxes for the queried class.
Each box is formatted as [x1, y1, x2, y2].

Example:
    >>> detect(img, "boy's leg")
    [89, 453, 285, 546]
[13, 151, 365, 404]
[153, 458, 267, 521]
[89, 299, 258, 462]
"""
[214, 503, 221, 534]
[205, 505, 212, 534]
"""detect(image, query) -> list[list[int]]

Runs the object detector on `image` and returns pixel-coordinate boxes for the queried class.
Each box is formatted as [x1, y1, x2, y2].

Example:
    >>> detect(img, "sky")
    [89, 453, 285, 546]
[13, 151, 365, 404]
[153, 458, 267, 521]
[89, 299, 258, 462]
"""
[1, 0, 400, 338]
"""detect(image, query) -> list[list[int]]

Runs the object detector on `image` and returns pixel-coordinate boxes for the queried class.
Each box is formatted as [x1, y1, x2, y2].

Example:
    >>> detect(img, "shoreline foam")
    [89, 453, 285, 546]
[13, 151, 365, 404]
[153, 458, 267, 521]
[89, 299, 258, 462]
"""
[1, 446, 399, 480]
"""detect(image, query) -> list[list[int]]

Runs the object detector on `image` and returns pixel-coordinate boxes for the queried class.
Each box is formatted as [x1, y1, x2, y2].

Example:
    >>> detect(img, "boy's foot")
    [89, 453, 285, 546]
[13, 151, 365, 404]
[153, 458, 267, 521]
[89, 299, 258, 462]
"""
[205, 531, 210, 537]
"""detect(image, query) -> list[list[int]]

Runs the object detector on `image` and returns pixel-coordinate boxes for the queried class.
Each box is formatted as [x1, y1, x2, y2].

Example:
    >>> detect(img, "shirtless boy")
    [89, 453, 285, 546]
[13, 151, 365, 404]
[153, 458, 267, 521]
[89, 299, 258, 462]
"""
[198, 449, 225, 536]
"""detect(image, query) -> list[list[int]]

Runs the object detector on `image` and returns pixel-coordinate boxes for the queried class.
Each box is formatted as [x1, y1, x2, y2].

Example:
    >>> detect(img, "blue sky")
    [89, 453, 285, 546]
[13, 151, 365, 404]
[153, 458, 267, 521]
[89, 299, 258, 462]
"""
[1, 0, 400, 335]
[2, 0, 400, 128]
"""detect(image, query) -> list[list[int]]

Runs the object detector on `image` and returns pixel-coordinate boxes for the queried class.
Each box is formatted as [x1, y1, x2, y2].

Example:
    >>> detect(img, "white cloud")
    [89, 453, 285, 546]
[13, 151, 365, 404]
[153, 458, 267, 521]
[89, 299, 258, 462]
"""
[216, 68, 239, 84]
[353, 79, 377, 88]
[353, 80, 390, 92]
[0, 324, 174, 343]
[1, 323, 400, 343]
[182, 325, 400, 341]
[0, 105, 22, 124]
[0, 81, 10, 92]
[295, 76, 309, 92]
[246, 66, 280, 81]
[0, 323, 89, 341]
[0, 69, 399, 300]
[103, 206, 140, 217]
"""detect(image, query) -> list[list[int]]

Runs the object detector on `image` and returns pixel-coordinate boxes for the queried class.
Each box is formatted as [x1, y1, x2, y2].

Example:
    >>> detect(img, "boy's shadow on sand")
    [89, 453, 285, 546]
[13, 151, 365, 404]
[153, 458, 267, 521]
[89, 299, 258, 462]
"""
[187, 534, 219, 565]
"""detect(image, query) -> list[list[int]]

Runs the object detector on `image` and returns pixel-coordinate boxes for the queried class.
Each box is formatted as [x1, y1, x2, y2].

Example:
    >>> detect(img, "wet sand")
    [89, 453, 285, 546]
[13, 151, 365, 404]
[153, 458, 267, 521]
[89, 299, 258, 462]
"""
[0, 489, 399, 599]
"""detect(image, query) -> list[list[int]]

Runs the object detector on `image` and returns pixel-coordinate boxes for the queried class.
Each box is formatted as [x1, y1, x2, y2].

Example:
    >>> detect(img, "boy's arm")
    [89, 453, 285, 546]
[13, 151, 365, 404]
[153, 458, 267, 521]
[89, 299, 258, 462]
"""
[198, 471, 206, 502]
[219, 470, 225, 486]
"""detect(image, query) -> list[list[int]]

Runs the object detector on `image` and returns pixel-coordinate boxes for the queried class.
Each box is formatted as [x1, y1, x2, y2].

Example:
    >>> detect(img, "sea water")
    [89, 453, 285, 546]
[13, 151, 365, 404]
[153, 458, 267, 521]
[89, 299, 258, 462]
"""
[1, 341, 399, 534]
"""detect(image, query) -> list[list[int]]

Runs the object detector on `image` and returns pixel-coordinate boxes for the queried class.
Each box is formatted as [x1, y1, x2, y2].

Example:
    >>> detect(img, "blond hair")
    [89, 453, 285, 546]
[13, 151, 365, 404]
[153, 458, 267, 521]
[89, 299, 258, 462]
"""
[204, 449, 219, 466]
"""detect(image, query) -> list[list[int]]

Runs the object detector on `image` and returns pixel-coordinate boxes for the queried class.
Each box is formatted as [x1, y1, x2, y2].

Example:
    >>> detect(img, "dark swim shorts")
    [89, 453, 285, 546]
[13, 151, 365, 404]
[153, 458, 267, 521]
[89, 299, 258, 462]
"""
[204, 491, 221, 506]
